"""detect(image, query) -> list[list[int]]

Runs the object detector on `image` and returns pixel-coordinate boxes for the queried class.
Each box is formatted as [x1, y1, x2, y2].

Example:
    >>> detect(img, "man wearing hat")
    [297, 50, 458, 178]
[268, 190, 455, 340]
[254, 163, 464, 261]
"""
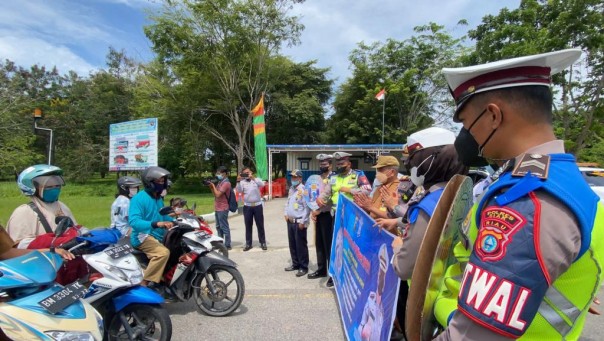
[432, 49, 604, 340]
[308, 154, 336, 280]
[317, 151, 372, 211]
[317, 151, 371, 287]
[354, 155, 401, 220]
[284, 170, 310, 277]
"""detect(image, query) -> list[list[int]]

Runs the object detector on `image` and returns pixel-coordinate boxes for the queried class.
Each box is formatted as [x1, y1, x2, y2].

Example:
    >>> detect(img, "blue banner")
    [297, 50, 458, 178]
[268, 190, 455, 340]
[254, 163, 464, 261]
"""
[329, 194, 400, 341]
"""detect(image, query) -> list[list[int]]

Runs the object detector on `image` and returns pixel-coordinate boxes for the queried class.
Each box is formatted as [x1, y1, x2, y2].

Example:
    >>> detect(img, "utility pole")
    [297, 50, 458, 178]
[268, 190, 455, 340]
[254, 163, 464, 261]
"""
[33, 108, 54, 165]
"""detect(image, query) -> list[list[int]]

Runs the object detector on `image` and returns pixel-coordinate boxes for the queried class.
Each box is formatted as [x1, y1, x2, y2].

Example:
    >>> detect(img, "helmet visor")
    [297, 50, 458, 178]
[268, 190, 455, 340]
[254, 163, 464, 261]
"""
[32, 175, 65, 189]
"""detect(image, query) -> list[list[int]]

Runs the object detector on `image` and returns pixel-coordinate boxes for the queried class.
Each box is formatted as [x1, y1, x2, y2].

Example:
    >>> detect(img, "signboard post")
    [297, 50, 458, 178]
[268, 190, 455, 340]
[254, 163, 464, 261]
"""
[109, 118, 158, 171]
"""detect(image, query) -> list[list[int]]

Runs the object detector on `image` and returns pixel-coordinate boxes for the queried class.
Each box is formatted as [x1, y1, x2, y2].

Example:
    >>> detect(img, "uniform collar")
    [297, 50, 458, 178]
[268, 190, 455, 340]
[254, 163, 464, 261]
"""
[513, 140, 565, 165]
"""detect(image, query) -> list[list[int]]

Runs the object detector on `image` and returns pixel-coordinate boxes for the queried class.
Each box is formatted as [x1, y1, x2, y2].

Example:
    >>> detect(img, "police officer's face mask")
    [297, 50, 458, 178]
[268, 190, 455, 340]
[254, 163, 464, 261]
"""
[455, 108, 500, 167]
[410, 154, 434, 187]
[336, 161, 348, 174]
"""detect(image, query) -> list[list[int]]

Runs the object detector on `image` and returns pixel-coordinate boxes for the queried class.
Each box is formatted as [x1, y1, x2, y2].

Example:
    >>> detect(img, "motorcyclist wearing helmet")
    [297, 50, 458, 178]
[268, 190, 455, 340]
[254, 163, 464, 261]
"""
[129, 166, 174, 287]
[111, 176, 142, 237]
[6, 164, 77, 248]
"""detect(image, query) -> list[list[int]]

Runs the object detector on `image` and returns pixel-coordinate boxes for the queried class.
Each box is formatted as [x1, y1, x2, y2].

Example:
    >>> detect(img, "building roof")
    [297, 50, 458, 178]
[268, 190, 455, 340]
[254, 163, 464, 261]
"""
[266, 144, 404, 152]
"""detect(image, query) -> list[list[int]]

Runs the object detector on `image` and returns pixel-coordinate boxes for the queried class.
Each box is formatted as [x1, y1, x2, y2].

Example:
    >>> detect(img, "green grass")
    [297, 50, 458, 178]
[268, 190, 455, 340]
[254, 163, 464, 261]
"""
[0, 179, 216, 228]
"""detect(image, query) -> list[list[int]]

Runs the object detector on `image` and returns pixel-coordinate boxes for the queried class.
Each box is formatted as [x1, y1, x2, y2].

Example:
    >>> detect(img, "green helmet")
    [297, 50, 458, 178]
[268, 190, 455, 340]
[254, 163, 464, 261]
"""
[17, 164, 64, 196]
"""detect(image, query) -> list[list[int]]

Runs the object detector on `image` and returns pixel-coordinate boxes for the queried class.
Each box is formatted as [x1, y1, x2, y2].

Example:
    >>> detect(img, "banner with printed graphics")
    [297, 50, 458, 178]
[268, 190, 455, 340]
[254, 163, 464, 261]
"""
[329, 194, 400, 341]
[109, 118, 158, 171]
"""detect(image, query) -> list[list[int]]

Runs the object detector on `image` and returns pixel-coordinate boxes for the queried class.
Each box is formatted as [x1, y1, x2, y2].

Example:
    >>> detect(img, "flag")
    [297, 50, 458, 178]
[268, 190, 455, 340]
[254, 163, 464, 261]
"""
[251, 93, 268, 180]
[375, 88, 386, 101]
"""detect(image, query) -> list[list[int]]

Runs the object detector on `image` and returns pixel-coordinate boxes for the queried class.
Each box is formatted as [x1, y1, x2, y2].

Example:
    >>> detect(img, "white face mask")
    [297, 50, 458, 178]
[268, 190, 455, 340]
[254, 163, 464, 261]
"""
[175, 207, 183, 214]
[410, 154, 435, 187]
[128, 187, 138, 198]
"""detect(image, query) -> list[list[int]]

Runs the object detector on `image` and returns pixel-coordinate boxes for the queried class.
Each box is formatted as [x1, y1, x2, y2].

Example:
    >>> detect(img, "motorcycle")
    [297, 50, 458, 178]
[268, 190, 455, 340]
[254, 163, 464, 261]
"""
[133, 206, 244, 317]
[175, 201, 228, 258]
[66, 228, 172, 341]
[0, 221, 103, 340]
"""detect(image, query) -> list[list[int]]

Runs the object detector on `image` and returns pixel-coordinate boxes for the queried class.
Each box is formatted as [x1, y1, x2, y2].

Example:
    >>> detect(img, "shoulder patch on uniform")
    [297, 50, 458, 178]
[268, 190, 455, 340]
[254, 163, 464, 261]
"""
[511, 153, 550, 179]
[476, 206, 527, 262]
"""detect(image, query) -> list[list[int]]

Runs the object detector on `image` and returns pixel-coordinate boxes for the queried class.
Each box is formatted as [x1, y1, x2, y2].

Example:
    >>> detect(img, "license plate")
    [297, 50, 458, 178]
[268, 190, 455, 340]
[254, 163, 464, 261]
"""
[195, 231, 211, 240]
[104, 244, 133, 259]
[39, 281, 87, 314]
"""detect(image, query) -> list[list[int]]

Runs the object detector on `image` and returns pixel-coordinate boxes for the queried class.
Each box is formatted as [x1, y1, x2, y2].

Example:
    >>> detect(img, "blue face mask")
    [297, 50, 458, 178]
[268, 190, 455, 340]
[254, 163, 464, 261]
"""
[216, 174, 224, 180]
[291, 180, 300, 187]
[42, 187, 61, 202]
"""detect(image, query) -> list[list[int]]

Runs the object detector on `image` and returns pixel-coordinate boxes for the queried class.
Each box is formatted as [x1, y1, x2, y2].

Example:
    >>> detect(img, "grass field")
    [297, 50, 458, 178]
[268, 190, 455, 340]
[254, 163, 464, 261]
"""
[0, 179, 216, 228]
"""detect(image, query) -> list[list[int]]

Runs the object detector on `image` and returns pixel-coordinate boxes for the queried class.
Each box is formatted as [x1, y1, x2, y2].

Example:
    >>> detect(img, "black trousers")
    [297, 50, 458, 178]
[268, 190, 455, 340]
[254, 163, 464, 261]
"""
[243, 205, 266, 246]
[287, 221, 309, 270]
[396, 280, 409, 337]
[314, 211, 334, 275]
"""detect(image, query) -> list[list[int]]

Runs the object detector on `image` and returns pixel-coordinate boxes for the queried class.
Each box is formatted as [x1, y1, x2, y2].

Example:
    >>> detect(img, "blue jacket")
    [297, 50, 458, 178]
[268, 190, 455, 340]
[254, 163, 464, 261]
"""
[128, 190, 173, 248]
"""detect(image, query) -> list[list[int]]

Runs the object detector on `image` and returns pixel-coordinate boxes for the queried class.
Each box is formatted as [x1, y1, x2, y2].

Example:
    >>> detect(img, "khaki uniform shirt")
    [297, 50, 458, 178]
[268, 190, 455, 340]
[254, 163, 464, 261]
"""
[392, 182, 446, 280]
[6, 196, 77, 247]
[436, 140, 581, 341]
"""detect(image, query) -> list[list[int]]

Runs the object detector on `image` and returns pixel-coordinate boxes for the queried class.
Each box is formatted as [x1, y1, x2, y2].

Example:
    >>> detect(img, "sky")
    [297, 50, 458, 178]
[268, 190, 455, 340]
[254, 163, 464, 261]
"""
[0, 0, 521, 83]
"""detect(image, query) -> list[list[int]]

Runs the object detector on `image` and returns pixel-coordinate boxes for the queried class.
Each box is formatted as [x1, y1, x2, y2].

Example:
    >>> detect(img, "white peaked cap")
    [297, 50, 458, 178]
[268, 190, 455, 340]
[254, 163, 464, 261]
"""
[405, 127, 455, 152]
[442, 48, 582, 121]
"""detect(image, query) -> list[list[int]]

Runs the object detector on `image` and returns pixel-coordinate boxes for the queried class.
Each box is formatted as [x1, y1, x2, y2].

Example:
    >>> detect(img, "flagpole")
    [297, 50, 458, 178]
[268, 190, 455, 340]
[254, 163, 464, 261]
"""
[381, 93, 386, 149]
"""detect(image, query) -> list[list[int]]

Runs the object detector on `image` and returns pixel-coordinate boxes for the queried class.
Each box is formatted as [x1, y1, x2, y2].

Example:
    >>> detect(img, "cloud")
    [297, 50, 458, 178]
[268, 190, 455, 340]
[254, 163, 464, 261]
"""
[0, 0, 152, 74]
[0, 33, 97, 75]
[283, 0, 521, 85]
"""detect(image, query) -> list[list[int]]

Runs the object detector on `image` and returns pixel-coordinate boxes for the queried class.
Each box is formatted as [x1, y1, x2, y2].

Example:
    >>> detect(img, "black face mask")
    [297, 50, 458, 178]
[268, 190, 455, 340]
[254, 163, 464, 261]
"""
[336, 166, 347, 174]
[319, 166, 330, 174]
[454, 108, 500, 167]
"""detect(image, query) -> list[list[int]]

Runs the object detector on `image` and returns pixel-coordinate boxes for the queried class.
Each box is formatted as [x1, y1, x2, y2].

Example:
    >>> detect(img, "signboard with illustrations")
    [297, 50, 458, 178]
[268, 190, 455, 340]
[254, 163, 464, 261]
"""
[109, 118, 158, 171]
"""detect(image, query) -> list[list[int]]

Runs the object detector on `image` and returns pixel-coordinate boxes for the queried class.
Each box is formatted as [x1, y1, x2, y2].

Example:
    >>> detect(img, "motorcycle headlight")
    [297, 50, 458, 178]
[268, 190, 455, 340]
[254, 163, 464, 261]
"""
[45, 331, 95, 341]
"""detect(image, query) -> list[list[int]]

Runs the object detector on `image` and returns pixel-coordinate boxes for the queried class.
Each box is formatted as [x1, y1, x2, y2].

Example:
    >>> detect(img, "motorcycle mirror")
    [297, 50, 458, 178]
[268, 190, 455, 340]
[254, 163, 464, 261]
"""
[54, 218, 70, 237]
[159, 206, 174, 216]
[192, 203, 197, 211]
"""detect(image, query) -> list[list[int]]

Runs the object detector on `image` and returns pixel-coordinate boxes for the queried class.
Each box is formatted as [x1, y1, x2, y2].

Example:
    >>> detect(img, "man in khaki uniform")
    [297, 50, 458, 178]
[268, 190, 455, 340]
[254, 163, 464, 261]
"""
[6, 164, 77, 248]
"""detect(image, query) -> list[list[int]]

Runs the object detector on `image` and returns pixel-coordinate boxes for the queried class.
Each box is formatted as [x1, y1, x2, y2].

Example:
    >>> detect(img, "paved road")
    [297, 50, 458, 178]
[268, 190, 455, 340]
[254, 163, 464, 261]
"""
[166, 198, 604, 340]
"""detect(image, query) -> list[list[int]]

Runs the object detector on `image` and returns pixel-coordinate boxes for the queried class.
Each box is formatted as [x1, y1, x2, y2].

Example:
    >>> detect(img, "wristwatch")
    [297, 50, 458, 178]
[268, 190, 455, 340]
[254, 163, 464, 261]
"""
[50, 246, 56, 253]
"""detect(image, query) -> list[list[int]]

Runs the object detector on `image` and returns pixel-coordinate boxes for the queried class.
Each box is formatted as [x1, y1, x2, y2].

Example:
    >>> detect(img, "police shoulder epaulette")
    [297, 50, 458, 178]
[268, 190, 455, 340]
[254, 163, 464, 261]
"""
[511, 153, 551, 179]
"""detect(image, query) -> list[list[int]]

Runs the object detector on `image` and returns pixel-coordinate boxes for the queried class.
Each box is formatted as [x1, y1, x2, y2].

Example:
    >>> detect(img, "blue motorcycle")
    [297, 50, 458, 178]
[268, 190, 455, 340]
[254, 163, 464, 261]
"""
[66, 228, 172, 341]
[0, 250, 104, 340]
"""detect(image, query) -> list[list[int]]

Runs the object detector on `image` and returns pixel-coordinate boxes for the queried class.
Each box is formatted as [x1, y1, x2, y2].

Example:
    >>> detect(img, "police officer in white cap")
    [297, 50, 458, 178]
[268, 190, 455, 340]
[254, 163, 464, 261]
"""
[317, 151, 371, 287]
[431, 49, 604, 340]
[308, 153, 335, 280]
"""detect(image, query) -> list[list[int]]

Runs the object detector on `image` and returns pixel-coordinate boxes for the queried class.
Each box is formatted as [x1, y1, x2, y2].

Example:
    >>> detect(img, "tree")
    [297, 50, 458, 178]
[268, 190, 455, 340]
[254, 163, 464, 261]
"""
[0, 60, 64, 177]
[467, 0, 604, 160]
[325, 23, 468, 144]
[145, 0, 305, 172]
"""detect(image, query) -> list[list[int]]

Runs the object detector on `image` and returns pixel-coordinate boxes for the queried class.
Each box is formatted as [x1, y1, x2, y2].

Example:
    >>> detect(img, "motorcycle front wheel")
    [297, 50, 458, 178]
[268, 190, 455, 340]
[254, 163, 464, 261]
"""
[107, 304, 172, 341]
[211, 241, 229, 258]
[193, 265, 245, 317]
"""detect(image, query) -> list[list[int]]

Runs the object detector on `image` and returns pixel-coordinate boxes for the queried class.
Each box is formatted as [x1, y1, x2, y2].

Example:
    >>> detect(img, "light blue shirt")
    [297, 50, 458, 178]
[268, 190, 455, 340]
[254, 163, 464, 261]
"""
[236, 178, 265, 204]
[111, 195, 131, 236]
[284, 183, 310, 225]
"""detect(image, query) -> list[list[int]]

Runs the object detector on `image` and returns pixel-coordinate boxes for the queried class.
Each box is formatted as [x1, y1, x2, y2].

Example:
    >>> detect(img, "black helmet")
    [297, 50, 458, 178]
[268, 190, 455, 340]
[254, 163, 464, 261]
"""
[117, 176, 142, 196]
[141, 166, 171, 191]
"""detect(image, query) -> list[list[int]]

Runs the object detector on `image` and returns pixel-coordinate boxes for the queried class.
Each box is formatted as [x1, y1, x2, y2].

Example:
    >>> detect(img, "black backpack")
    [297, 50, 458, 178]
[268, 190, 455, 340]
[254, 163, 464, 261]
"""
[226, 188, 238, 213]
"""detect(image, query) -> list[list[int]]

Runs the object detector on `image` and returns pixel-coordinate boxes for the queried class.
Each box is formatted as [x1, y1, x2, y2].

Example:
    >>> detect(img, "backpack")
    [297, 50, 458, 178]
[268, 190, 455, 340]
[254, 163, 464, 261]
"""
[226, 188, 238, 213]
